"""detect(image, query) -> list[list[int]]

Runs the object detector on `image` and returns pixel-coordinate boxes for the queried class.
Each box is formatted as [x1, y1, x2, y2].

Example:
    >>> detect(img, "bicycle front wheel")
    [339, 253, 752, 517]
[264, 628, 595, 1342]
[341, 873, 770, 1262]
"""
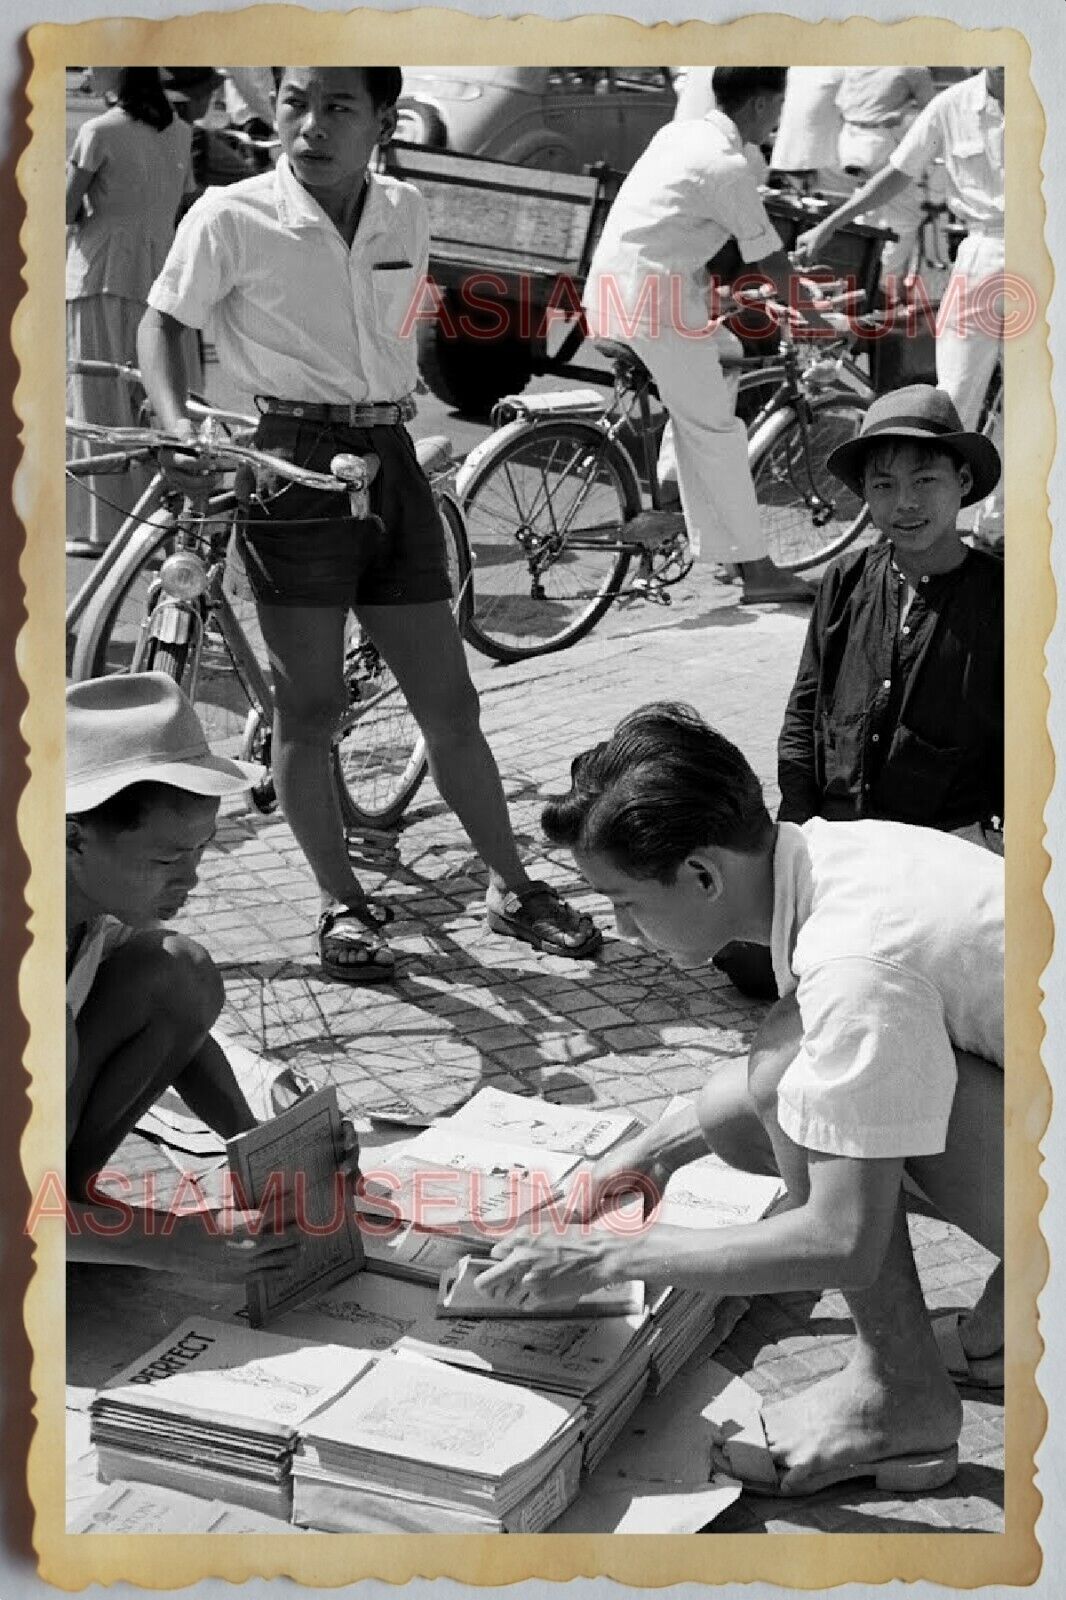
[458, 418, 639, 662]
[750, 394, 872, 574]
[331, 491, 472, 832]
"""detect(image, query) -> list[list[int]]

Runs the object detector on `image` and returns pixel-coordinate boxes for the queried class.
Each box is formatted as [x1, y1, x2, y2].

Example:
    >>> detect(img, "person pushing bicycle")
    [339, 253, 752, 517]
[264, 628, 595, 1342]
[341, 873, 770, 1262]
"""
[138, 65, 600, 985]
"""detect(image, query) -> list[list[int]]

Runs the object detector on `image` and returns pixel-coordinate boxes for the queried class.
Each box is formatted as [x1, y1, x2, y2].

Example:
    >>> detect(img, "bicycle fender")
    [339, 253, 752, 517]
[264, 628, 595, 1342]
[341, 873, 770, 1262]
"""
[746, 401, 803, 466]
[455, 418, 535, 497]
[457, 416, 641, 511]
[69, 509, 176, 682]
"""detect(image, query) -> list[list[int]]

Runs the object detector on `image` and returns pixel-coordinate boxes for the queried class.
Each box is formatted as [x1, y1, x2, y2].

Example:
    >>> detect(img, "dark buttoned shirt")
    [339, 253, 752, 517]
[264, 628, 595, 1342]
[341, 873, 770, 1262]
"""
[777, 541, 1003, 831]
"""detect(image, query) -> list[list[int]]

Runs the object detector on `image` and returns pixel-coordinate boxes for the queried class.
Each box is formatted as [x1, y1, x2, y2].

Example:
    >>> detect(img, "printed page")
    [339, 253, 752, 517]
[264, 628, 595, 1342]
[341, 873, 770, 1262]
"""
[398, 1305, 648, 1389]
[226, 1087, 363, 1325]
[305, 1351, 580, 1475]
[446, 1086, 642, 1158]
[99, 1318, 371, 1432]
[270, 1270, 436, 1351]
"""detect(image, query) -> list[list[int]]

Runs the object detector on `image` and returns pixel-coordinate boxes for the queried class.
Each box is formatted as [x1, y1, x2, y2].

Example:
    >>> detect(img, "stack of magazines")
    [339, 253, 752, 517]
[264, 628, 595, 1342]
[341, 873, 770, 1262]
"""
[397, 1301, 656, 1473]
[292, 1351, 585, 1532]
[644, 1144, 783, 1391]
[90, 1318, 370, 1518]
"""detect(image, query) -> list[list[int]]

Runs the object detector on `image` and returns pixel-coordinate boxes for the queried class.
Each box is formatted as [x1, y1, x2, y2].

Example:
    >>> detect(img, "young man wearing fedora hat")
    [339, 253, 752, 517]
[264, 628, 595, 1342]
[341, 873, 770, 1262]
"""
[778, 383, 1003, 841]
[66, 672, 306, 1282]
[713, 385, 1003, 1003]
[479, 701, 1004, 1496]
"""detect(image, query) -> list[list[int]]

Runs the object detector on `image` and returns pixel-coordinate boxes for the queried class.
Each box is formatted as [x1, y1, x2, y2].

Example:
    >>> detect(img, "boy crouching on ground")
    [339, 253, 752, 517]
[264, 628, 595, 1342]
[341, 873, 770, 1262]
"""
[481, 702, 1004, 1496]
[66, 672, 320, 1282]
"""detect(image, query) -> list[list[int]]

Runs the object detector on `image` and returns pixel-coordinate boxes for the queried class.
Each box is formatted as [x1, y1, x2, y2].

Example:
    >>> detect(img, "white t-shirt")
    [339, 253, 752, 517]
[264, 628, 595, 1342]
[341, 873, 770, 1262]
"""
[769, 819, 1004, 1160]
[147, 155, 428, 405]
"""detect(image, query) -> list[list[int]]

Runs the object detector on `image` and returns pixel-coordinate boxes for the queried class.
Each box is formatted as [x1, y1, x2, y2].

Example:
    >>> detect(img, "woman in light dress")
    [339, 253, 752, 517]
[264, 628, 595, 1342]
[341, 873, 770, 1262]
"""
[66, 68, 195, 550]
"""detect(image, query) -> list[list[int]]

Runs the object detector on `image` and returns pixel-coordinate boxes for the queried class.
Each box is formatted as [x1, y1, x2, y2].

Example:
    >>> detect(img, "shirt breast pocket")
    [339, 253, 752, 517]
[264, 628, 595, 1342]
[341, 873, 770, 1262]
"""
[370, 263, 418, 342]
[951, 136, 989, 184]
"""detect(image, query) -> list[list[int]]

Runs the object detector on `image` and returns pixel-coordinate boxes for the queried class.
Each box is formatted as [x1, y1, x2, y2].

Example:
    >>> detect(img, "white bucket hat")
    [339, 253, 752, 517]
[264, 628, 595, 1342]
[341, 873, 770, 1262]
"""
[67, 672, 258, 814]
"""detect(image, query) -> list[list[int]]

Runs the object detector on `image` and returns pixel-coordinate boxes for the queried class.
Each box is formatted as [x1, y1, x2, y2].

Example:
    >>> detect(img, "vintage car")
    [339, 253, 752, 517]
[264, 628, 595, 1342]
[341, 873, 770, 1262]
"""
[394, 65, 677, 173]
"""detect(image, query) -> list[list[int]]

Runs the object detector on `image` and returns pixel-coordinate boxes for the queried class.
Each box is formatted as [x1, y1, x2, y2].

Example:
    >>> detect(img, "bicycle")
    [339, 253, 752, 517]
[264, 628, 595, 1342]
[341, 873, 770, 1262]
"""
[67, 369, 473, 831]
[454, 279, 880, 663]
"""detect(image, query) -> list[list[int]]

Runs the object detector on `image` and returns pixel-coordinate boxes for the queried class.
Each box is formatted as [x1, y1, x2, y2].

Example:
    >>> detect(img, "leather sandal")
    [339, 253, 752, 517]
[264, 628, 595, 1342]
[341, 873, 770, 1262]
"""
[931, 1309, 1004, 1391]
[317, 900, 397, 985]
[485, 880, 602, 959]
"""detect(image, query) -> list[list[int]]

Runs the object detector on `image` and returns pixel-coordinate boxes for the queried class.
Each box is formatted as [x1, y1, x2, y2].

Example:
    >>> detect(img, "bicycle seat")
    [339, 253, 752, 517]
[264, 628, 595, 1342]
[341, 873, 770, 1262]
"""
[415, 435, 454, 475]
[593, 339, 652, 383]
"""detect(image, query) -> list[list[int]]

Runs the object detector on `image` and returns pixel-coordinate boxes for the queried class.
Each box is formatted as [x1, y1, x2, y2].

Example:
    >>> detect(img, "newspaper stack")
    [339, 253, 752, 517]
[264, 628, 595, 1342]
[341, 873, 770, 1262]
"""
[645, 1150, 784, 1390]
[397, 1302, 656, 1473]
[355, 1087, 641, 1250]
[90, 1318, 371, 1518]
[292, 1351, 585, 1533]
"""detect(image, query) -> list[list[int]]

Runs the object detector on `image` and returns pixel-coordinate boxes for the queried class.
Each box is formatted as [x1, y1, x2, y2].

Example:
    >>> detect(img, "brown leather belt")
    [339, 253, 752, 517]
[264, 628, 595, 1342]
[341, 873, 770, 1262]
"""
[258, 395, 417, 426]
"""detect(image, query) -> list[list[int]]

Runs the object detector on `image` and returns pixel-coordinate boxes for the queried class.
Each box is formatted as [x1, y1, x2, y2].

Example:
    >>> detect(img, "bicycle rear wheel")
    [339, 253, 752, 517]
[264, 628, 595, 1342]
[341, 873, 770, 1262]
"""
[331, 490, 472, 832]
[749, 394, 872, 573]
[458, 418, 638, 662]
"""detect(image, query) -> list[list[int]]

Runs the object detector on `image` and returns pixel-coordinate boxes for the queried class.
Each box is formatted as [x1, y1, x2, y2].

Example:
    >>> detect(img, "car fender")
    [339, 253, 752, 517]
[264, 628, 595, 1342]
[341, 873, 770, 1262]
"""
[497, 127, 582, 172]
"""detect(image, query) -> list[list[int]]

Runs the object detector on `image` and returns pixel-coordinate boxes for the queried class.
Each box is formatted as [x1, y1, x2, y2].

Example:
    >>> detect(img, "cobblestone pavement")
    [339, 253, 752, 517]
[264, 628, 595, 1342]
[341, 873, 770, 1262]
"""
[93, 561, 1003, 1535]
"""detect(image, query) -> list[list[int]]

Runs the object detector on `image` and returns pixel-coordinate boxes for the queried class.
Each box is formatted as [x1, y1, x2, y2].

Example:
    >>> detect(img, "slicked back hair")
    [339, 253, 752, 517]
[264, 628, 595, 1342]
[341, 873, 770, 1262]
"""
[541, 702, 773, 882]
[711, 67, 788, 116]
[272, 66, 403, 110]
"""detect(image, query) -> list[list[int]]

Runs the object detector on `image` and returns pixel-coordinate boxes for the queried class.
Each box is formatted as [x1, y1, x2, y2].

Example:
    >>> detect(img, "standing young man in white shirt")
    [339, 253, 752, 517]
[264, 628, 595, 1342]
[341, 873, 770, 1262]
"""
[139, 66, 600, 984]
[582, 67, 827, 606]
[798, 68, 1005, 431]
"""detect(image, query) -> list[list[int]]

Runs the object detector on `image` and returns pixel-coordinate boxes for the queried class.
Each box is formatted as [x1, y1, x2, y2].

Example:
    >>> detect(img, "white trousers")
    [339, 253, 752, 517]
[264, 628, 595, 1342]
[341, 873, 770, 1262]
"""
[627, 324, 767, 563]
[936, 231, 1005, 429]
[838, 123, 924, 281]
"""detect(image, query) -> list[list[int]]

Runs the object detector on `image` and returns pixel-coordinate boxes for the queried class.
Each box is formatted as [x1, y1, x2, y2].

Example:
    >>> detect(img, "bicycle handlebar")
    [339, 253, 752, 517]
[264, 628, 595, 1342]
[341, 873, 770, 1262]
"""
[64, 418, 379, 496]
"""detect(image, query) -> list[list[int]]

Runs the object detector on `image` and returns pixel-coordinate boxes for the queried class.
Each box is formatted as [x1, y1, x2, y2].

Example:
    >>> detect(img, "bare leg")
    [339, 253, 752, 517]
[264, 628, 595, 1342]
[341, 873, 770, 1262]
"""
[907, 1050, 1005, 1367]
[737, 997, 1002, 1488]
[357, 600, 598, 954]
[255, 601, 393, 974]
[355, 601, 525, 890]
[67, 930, 254, 1199]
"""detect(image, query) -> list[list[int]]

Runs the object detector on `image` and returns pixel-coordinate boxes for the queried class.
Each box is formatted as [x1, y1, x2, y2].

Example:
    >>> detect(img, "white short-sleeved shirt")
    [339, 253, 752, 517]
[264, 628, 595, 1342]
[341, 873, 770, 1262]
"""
[770, 819, 1004, 1160]
[147, 155, 429, 404]
[582, 112, 782, 339]
[66, 108, 194, 302]
[770, 68, 846, 172]
[889, 71, 1004, 234]
[835, 67, 934, 127]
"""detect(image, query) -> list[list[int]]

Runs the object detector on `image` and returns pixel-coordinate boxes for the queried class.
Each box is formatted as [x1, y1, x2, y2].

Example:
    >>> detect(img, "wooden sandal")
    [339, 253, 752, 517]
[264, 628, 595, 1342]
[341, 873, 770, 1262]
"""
[710, 1411, 958, 1499]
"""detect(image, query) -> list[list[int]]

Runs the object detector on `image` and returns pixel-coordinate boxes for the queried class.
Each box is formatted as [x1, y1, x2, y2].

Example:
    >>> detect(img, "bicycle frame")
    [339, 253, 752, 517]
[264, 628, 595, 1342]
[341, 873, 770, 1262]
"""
[482, 330, 873, 566]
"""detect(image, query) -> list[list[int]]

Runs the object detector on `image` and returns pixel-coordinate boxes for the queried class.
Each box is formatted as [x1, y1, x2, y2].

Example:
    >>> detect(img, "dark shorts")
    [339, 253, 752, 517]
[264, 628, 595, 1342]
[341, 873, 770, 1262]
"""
[235, 412, 451, 609]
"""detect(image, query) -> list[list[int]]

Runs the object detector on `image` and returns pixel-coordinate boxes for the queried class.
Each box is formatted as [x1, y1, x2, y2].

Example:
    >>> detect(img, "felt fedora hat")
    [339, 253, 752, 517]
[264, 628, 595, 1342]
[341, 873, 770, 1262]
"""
[825, 384, 1001, 508]
[67, 672, 258, 814]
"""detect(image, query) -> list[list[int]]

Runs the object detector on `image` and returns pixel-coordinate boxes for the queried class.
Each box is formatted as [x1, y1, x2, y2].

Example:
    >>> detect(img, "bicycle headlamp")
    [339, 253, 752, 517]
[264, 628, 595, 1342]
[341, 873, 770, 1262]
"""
[158, 550, 208, 600]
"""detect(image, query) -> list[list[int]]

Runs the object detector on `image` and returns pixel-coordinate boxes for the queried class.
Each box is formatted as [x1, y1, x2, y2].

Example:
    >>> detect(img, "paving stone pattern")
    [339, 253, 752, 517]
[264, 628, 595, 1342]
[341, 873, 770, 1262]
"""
[120, 569, 1004, 1534]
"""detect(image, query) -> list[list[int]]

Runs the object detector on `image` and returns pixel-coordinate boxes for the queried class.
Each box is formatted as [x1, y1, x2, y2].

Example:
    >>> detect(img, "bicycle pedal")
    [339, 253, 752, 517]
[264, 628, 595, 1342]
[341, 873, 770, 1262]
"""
[619, 509, 688, 547]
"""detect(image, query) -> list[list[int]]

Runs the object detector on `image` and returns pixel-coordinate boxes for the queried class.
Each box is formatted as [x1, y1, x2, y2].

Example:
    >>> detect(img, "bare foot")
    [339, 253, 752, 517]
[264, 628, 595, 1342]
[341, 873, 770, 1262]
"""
[761, 1346, 963, 1494]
